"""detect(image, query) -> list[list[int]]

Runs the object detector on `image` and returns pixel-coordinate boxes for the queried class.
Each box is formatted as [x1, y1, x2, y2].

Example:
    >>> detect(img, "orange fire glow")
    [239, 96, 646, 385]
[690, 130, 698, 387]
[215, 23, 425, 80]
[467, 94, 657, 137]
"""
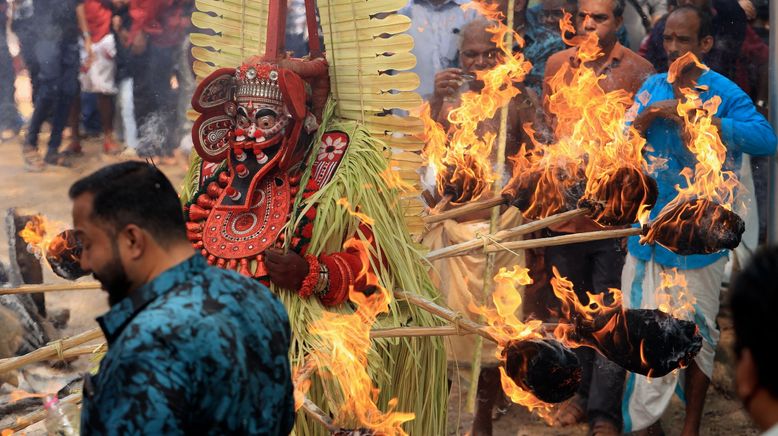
[18, 215, 72, 262]
[469, 266, 551, 413]
[421, 3, 532, 205]
[657, 268, 696, 320]
[9, 390, 48, 403]
[307, 237, 414, 434]
[505, 12, 653, 223]
[550, 266, 623, 348]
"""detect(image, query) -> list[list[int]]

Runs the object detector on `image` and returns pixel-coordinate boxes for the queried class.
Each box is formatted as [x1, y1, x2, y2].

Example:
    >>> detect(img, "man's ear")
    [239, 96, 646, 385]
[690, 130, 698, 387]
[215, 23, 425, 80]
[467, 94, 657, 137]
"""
[120, 224, 147, 261]
[736, 348, 758, 404]
[700, 35, 714, 54]
[615, 15, 624, 29]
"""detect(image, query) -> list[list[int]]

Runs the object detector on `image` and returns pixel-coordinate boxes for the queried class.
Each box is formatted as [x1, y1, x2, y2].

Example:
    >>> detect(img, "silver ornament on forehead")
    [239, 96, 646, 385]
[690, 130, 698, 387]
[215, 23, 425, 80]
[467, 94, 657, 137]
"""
[246, 67, 257, 80]
[269, 70, 279, 81]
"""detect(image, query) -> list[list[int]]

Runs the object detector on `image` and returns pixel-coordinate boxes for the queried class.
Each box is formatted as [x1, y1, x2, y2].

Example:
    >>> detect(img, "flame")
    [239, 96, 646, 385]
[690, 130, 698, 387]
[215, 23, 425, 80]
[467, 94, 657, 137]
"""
[292, 361, 314, 412]
[307, 236, 414, 434]
[640, 53, 740, 249]
[18, 215, 74, 262]
[550, 266, 623, 348]
[337, 198, 376, 226]
[656, 269, 696, 320]
[421, 5, 532, 204]
[469, 266, 551, 414]
[9, 390, 48, 403]
[506, 12, 653, 223]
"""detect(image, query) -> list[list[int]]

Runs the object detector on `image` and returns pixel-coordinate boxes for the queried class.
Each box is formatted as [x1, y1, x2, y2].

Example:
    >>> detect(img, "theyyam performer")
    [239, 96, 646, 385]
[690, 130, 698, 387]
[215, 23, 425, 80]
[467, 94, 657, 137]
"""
[181, 0, 448, 433]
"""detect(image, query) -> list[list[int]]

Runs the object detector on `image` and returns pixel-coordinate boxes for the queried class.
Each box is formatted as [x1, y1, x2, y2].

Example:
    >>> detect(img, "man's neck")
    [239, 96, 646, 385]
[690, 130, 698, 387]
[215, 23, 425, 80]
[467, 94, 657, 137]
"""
[131, 243, 196, 295]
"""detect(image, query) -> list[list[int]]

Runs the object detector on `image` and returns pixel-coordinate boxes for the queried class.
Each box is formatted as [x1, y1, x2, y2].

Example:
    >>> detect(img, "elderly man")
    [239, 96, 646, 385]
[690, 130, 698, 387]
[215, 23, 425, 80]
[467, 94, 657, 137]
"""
[621, 6, 776, 436]
[72, 162, 294, 434]
[539, 1, 654, 434]
[422, 17, 544, 436]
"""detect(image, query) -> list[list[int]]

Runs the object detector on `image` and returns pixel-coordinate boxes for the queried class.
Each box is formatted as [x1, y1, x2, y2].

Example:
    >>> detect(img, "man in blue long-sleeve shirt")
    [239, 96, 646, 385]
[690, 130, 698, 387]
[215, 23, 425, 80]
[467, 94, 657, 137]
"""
[71, 162, 295, 435]
[621, 6, 776, 436]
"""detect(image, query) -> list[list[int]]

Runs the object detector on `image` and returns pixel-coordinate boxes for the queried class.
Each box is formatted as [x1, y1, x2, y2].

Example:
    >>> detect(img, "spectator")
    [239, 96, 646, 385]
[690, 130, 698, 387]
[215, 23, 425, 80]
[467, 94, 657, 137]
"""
[400, 0, 478, 100]
[521, 0, 576, 95]
[0, 1, 23, 141]
[71, 162, 295, 434]
[621, 6, 776, 435]
[64, 0, 124, 157]
[639, 0, 747, 81]
[111, 0, 139, 152]
[621, 0, 667, 51]
[127, 0, 191, 161]
[10, 0, 38, 101]
[541, 1, 654, 435]
[730, 246, 778, 435]
[21, 0, 92, 171]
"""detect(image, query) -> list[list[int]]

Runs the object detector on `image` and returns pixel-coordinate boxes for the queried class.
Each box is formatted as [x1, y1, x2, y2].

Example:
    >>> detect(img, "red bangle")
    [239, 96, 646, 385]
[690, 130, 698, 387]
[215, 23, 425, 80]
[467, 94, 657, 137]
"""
[298, 254, 320, 298]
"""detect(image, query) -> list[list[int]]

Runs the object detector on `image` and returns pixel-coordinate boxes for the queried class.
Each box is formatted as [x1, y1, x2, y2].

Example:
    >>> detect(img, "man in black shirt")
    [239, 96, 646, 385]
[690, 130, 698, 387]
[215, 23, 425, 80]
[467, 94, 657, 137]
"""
[21, 0, 92, 171]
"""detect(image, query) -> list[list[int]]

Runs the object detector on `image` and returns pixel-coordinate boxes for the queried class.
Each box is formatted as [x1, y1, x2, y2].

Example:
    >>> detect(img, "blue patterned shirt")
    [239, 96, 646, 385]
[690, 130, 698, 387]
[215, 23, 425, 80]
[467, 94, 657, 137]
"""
[81, 255, 295, 435]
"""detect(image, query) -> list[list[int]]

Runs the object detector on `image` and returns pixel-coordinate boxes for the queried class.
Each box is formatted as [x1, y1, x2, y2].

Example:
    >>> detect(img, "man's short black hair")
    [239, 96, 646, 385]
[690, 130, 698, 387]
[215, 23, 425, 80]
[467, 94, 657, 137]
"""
[613, 0, 625, 17]
[69, 161, 187, 245]
[668, 5, 714, 39]
[729, 246, 778, 399]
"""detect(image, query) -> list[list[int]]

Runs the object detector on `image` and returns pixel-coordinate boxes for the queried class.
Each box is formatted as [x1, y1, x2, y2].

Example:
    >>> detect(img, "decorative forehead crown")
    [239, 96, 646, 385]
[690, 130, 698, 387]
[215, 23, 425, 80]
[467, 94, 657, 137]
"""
[235, 62, 283, 106]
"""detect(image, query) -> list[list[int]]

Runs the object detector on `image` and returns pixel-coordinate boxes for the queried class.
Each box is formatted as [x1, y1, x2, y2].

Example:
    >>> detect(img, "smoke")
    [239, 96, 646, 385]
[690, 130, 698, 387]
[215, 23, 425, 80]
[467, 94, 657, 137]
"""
[136, 111, 170, 157]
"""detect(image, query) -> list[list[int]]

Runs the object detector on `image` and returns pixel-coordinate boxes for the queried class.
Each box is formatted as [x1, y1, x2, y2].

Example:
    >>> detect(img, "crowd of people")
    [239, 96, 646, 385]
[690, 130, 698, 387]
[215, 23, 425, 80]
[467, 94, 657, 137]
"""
[0, 0, 195, 171]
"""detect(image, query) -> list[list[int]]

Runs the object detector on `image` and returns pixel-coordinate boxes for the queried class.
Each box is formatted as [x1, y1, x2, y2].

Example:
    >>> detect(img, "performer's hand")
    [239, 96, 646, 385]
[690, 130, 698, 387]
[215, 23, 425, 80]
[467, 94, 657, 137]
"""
[264, 248, 310, 291]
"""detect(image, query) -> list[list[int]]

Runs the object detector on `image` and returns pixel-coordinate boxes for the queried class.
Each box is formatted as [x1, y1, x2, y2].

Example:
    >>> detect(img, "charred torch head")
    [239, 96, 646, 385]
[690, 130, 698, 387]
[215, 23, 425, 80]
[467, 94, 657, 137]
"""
[501, 338, 582, 403]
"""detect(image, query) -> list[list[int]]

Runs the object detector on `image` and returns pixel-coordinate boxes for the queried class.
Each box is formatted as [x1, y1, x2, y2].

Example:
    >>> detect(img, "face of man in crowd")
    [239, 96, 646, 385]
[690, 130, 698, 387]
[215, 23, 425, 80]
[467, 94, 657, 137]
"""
[663, 10, 713, 64]
[576, 0, 622, 50]
[540, 0, 572, 28]
[72, 194, 133, 306]
[459, 26, 502, 74]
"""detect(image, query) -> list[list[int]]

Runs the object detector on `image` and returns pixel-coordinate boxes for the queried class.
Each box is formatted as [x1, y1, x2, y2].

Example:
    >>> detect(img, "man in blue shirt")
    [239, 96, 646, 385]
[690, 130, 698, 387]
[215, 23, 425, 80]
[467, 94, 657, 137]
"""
[621, 6, 776, 436]
[71, 162, 295, 435]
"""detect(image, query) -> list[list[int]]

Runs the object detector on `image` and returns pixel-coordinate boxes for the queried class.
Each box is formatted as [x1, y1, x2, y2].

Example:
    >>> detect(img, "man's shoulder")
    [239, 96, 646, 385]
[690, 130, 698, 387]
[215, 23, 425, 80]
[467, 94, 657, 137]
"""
[545, 47, 576, 76]
[620, 46, 654, 72]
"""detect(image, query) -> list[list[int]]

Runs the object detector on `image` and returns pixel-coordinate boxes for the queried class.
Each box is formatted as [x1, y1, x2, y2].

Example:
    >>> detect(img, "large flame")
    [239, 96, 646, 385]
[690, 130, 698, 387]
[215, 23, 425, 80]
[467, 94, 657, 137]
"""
[469, 266, 551, 414]
[640, 52, 741, 251]
[421, 3, 532, 205]
[18, 215, 73, 263]
[307, 237, 414, 434]
[505, 12, 652, 223]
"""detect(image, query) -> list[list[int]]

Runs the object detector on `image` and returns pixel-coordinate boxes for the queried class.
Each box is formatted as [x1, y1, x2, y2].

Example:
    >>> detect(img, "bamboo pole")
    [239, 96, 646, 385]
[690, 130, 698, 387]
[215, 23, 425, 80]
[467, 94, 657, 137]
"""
[482, 227, 642, 253]
[370, 326, 470, 339]
[423, 196, 506, 225]
[466, 4, 517, 410]
[393, 290, 496, 343]
[3, 392, 82, 432]
[301, 397, 338, 432]
[0, 281, 101, 295]
[425, 208, 588, 261]
[0, 327, 104, 375]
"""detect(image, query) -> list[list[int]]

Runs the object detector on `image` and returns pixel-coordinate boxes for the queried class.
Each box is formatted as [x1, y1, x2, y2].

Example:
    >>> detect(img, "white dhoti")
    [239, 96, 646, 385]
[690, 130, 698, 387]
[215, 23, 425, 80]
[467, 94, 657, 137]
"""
[422, 207, 524, 366]
[620, 253, 727, 432]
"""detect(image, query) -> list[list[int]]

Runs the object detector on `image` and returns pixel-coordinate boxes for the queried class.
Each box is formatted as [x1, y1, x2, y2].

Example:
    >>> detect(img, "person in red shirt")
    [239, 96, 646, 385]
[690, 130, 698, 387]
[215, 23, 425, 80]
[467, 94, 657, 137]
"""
[75, 0, 123, 155]
[126, 0, 192, 161]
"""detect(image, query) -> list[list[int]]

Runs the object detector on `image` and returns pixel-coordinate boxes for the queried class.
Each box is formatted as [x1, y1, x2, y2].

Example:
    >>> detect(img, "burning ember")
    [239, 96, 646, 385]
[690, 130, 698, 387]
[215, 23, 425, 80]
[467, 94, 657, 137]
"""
[470, 266, 580, 411]
[503, 13, 655, 225]
[307, 238, 414, 435]
[19, 216, 85, 280]
[640, 53, 744, 254]
[421, 3, 532, 205]
[551, 268, 702, 377]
